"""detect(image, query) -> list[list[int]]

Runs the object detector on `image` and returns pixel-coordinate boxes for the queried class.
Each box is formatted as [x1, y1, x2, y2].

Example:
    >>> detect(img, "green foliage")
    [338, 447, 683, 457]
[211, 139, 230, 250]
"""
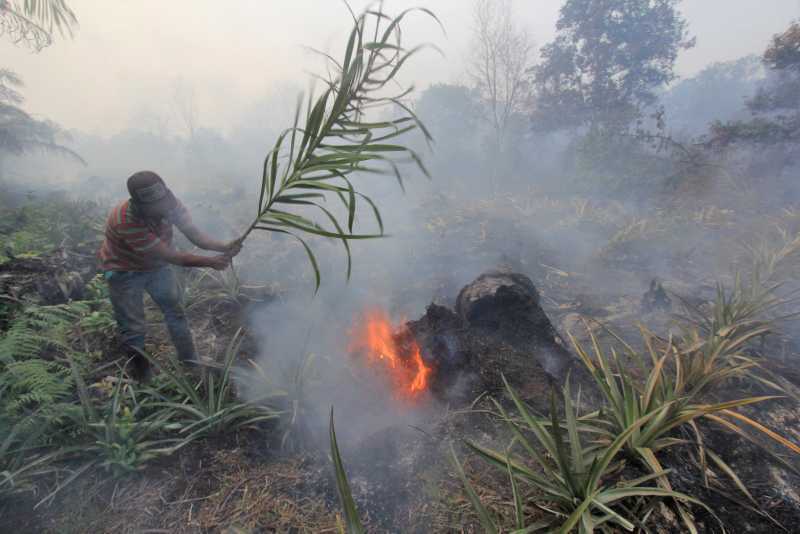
[240, 5, 440, 291]
[0, 411, 60, 499]
[0, 197, 100, 261]
[571, 328, 775, 531]
[182, 267, 257, 313]
[0, 292, 112, 436]
[569, 127, 673, 193]
[78, 276, 116, 338]
[676, 274, 794, 395]
[3, 359, 72, 415]
[143, 328, 280, 446]
[661, 56, 762, 135]
[534, 0, 694, 131]
[710, 22, 800, 147]
[0, 303, 84, 425]
[461, 377, 705, 533]
[67, 371, 178, 477]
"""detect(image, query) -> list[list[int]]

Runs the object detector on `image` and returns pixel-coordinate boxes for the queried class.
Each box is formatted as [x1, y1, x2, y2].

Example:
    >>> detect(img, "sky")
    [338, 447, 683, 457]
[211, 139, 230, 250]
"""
[3, 0, 800, 136]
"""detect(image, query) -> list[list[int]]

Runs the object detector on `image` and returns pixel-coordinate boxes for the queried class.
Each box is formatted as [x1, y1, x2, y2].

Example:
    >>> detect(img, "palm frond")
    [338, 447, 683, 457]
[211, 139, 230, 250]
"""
[239, 4, 441, 291]
[0, 0, 78, 50]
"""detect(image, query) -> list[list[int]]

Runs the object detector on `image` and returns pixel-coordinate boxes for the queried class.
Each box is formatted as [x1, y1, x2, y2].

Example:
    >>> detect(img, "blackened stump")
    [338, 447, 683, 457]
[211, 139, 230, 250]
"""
[455, 270, 573, 381]
[403, 270, 575, 403]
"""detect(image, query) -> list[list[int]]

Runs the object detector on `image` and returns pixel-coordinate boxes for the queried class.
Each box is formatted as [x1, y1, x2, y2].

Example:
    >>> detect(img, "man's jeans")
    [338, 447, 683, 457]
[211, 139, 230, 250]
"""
[106, 266, 197, 363]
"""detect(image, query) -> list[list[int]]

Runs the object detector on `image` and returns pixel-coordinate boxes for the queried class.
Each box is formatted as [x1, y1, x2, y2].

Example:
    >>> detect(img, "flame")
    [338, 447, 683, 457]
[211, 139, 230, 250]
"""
[349, 309, 431, 398]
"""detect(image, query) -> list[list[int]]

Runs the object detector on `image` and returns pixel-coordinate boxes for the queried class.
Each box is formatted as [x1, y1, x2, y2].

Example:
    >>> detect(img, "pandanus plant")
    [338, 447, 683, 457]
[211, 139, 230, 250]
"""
[236, 3, 441, 291]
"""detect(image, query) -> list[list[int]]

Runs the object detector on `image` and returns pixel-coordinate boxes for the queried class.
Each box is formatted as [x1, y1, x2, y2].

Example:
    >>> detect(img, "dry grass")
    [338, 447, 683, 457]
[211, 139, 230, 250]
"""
[28, 446, 340, 534]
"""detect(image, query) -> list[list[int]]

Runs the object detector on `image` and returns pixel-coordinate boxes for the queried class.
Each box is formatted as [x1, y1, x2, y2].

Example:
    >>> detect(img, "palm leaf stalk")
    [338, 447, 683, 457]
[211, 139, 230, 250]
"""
[236, 4, 441, 291]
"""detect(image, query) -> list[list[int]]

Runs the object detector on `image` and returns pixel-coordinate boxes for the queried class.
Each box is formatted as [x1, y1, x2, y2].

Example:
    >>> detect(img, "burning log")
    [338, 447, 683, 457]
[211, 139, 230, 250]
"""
[348, 309, 432, 401]
[347, 270, 576, 404]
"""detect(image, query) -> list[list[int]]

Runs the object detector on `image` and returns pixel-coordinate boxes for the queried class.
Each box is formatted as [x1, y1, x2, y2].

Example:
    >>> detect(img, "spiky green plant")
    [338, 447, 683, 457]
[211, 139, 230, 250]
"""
[236, 4, 441, 291]
[66, 371, 179, 477]
[329, 407, 365, 534]
[144, 328, 280, 446]
[459, 377, 708, 533]
[676, 274, 799, 395]
[570, 328, 781, 532]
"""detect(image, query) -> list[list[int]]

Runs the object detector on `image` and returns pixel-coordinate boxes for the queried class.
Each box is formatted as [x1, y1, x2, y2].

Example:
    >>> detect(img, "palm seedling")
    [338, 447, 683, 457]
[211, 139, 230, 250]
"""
[21, 356, 175, 508]
[570, 326, 798, 531]
[66, 370, 179, 478]
[676, 274, 799, 395]
[570, 335, 773, 532]
[455, 376, 706, 533]
[233, 3, 441, 291]
[144, 328, 281, 446]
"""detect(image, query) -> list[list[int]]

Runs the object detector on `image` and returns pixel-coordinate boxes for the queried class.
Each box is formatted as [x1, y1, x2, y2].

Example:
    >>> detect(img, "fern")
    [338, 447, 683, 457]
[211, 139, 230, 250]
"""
[0, 302, 94, 432]
[3, 360, 72, 413]
[0, 302, 84, 362]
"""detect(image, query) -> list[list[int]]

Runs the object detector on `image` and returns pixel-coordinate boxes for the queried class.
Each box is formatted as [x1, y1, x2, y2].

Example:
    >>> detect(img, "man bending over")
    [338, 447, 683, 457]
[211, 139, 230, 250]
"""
[98, 171, 241, 378]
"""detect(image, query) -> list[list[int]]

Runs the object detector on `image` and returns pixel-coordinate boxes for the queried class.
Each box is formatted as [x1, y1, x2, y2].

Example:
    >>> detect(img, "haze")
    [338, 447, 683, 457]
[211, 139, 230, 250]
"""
[4, 0, 799, 136]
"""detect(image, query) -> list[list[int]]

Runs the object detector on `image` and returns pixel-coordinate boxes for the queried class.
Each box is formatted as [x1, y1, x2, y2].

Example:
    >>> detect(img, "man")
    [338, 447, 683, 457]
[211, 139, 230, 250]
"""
[98, 171, 242, 378]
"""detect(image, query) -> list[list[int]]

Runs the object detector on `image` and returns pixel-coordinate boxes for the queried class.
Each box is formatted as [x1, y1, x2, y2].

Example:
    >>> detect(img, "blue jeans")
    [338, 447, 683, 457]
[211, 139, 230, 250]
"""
[106, 266, 197, 363]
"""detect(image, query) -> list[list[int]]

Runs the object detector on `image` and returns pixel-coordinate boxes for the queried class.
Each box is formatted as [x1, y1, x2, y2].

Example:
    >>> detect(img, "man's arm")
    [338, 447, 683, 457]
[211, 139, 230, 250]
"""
[149, 241, 231, 270]
[173, 209, 241, 255]
[179, 220, 231, 252]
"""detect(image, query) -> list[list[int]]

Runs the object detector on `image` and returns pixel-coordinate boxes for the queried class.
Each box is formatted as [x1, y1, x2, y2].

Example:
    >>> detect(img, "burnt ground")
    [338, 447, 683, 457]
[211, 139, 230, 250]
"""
[2, 192, 800, 532]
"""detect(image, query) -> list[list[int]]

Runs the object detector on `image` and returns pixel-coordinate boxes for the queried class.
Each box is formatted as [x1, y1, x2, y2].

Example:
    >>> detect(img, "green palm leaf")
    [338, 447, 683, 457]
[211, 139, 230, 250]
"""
[238, 4, 441, 292]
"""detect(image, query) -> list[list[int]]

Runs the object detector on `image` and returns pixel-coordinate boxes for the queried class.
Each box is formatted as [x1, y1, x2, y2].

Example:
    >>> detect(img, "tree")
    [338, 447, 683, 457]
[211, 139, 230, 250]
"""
[414, 84, 484, 186]
[0, 0, 77, 51]
[0, 70, 83, 175]
[533, 0, 694, 132]
[660, 56, 763, 136]
[710, 22, 800, 146]
[468, 0, 534, 189]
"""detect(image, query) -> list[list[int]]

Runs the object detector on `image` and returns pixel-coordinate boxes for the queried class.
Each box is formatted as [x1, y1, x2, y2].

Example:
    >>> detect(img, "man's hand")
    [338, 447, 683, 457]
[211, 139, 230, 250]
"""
[221, 238, 243, 258]
[206, 254, 232, 271]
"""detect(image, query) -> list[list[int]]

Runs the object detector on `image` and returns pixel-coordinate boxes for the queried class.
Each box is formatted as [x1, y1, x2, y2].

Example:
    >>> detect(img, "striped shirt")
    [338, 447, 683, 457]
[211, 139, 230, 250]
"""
[98, 199, 191, 272]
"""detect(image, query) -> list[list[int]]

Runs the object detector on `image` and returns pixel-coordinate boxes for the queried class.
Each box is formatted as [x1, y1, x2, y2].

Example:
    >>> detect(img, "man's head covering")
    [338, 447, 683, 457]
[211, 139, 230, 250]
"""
[127, 171, 177, 217]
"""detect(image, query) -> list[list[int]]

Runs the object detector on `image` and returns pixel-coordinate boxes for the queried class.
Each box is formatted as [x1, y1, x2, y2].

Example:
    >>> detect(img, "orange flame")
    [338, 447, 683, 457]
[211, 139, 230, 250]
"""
[349, 309, 431, 399]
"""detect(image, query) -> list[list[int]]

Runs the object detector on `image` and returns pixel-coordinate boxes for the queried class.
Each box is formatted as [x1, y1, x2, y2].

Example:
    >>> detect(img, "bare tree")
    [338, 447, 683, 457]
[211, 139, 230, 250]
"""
[468, 0, 534, 169]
